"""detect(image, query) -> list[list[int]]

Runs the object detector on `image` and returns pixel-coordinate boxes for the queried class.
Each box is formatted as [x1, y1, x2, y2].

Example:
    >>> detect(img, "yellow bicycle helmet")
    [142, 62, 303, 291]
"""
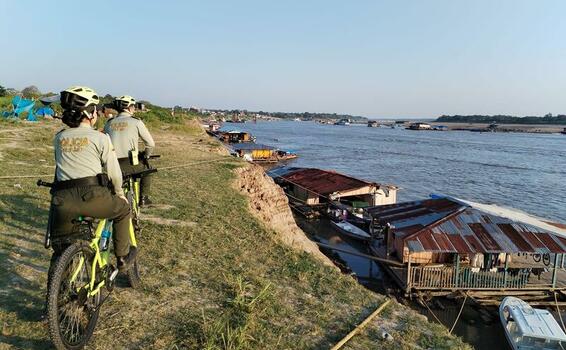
[60, 86, 99, 127]
[114, 95, 136, 111]
[60, 86, 100, 110]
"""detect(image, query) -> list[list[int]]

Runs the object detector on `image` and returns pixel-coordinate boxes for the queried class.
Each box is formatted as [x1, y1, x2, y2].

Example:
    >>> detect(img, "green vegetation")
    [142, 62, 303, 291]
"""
[136, 102, 202, 126]
[436, 114, 566, 125]
[0, 116, 469, 349]
[206, 109, 368, 122]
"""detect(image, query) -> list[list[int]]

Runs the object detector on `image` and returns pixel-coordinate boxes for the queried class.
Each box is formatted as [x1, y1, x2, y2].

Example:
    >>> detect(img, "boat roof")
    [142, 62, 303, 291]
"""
[281, 168, 376, 195]
[506, 302, 566, 342]
[220, 130, 249, 134]
[365, 197, 566, 254]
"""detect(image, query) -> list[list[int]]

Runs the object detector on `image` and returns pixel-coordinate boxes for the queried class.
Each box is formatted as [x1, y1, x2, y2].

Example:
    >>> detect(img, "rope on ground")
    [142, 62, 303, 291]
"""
[421, 298, 443, 325]
[0, 174, 52, 180]
[555, 292, 566, 332]
[0, 158, 233, 180]
[158, 157, 230, 170]
[330, 298, 391, 350]
[449, 293, 468, 334]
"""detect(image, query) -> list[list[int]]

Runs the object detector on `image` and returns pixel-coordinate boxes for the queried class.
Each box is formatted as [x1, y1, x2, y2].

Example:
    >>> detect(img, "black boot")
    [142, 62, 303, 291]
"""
[117, 247, 138, 272]
[140, 195, 152, 207]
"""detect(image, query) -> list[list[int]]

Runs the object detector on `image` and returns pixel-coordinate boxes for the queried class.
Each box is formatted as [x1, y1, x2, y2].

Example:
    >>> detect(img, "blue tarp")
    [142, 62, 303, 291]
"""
[36, 106, 54, 116]
[2, 96, 36, 120]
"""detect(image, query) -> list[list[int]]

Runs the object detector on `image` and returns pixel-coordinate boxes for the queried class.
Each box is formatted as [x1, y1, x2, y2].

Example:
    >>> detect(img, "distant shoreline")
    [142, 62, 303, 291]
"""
[435, 122, 566, 134]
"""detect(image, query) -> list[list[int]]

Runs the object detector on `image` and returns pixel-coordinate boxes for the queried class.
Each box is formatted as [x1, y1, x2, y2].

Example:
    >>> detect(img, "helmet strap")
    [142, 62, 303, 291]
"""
[82, 106, 97, 125]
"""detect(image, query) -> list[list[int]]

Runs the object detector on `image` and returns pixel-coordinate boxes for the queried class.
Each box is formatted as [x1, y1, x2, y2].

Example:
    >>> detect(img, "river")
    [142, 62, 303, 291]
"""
[221, 120, 566, 349]
[226, 120, 565, 222]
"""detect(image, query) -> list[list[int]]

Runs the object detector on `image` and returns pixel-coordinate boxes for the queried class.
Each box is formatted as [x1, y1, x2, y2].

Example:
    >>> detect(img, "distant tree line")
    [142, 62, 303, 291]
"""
[209, 109, 368, 121]
[270, 111, 367, 121]
[436, 114, 566, 125]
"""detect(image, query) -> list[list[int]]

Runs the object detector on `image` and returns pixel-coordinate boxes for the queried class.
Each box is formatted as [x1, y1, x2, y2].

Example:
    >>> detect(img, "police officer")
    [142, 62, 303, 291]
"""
[104, 95, 155, 205]
[51, 86, 136, 270]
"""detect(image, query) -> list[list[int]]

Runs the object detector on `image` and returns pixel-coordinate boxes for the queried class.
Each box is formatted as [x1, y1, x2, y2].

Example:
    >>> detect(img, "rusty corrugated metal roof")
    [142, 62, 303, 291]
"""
[367, 198, 566, 254]
[281, 168, 376, 195]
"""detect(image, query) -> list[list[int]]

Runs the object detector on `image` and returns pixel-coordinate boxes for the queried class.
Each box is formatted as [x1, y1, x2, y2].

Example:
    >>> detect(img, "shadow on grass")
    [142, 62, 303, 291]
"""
[0, 193, 50, 348]
[0, 335, 52, 349]
[0, 246, 45, 321]
[0, 193, 49, 232]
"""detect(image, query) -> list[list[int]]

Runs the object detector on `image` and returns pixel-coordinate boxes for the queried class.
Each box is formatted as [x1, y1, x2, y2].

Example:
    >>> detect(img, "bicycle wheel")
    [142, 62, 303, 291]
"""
[126, 204, 143, 289]
[126, 255, 142, 289]
[47, 241, 101, 350]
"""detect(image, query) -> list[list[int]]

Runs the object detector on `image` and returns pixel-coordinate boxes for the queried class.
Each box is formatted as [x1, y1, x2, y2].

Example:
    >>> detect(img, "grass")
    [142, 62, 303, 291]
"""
[0, 117, 471, 349]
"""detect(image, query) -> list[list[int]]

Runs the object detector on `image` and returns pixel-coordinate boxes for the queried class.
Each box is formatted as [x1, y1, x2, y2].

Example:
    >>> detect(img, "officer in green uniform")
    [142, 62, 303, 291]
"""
[104, 95, 155, 205]
[51, 86, 136, 270]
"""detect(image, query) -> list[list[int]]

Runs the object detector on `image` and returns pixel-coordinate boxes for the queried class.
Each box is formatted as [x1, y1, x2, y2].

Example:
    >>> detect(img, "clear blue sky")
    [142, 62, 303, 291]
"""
[1, 0, 566, 118]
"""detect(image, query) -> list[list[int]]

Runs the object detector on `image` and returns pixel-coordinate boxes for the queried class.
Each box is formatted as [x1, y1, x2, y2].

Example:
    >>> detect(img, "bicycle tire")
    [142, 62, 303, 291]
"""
[126, 257, 142, 289]
[47, 241, 101, 350]
[126, 202, 143, 289]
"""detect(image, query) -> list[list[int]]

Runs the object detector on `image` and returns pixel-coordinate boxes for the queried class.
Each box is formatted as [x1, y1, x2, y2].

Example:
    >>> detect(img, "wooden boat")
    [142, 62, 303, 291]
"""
[499, 296, 566, 350]
[330, 220, 371, 241]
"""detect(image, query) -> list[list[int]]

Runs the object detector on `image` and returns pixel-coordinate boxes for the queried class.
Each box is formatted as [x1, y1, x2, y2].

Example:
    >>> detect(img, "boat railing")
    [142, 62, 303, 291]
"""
[408, 264, 561, 290]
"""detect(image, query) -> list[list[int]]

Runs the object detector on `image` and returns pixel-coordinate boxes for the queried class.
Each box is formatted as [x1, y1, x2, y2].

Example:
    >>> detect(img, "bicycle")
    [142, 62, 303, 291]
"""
[38, 169, 156, 349]
[121, 158, 158, 288]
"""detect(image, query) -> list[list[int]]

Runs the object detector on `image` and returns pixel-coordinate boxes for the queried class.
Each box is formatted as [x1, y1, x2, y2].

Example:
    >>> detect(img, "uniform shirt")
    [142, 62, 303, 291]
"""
[103, 112, 155, 159]
[54, 124, 124, 197]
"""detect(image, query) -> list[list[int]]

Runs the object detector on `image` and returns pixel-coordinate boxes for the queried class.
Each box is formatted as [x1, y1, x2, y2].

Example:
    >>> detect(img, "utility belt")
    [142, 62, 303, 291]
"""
[52, 174, 110, 192]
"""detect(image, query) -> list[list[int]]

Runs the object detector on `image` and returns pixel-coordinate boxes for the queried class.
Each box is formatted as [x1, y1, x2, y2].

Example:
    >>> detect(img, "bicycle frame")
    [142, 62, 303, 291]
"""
[69, 219, 111, 297]
[70, 212, 137, 297]
[124, 176, 140, 247]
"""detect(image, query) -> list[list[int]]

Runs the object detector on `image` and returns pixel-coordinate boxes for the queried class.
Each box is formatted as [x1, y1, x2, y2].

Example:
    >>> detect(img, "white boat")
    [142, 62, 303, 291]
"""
[499, 296, 566, 350]
[330, 220, 371, 241]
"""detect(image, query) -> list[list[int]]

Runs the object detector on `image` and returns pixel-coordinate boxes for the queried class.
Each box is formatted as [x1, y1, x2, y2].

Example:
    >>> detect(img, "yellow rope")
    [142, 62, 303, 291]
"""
[421, 298, 443, 324]
[0, 174, 52, 179]
[330, 299, 391, 350]
[0, 158, 233, 180]
[449, 294, 467, 334]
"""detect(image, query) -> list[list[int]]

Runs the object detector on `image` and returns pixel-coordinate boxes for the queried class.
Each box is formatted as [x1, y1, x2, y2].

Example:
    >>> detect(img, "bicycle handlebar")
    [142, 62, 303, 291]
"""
[37, 179, 53, 188]
[122, 168, 157, 180]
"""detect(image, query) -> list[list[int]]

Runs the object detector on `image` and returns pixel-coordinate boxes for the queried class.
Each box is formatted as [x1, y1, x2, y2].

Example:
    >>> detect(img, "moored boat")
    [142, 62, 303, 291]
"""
[334, 118, 351, 126]
[499, 296, 566, 350]
[330, 220, 371, 241]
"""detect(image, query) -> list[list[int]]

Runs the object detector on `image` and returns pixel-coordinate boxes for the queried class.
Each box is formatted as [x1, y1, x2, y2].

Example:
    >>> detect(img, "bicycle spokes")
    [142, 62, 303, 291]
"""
[57, 251, 96, 346]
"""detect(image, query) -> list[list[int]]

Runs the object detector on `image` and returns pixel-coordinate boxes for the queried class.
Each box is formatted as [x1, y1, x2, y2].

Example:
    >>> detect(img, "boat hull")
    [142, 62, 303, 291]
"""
[330, 220, 371, 241]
